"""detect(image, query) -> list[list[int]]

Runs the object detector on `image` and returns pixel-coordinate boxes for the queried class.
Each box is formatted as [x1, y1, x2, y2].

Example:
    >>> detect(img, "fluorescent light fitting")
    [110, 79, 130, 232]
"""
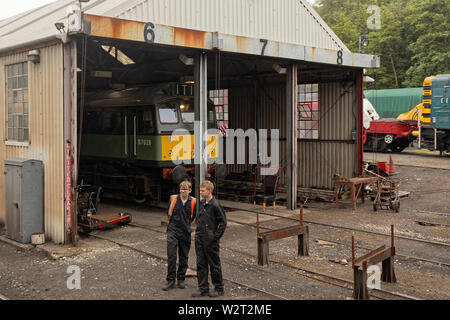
[101, 45, 135, 65]
[179, 54, 194, 66]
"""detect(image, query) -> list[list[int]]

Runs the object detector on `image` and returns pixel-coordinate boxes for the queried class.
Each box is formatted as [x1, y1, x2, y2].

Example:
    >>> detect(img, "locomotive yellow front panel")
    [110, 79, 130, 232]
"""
[161, 134, 219, 162]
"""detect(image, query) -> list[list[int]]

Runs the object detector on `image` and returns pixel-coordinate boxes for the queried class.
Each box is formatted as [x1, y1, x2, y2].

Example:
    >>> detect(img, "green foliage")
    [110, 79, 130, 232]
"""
[314, 0, 450, 89]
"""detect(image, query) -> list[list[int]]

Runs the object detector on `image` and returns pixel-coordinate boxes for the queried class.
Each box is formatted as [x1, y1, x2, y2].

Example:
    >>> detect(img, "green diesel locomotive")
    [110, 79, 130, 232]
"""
[79, 83, 218, 204]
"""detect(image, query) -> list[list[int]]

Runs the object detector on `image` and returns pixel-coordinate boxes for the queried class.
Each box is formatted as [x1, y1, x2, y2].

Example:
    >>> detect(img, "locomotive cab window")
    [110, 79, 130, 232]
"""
[138, 109, 155, 134]
[158, 107, 178, 123]
[180, 101, 194, 123]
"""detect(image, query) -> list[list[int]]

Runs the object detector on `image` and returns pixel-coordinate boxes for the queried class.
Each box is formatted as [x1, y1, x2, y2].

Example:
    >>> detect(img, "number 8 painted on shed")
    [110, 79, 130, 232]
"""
[144, 22, 155, 44]
[337, 50, 343, 65]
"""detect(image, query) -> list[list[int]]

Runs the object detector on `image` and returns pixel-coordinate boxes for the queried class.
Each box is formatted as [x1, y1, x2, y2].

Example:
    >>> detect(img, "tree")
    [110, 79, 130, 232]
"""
[313, 0, 449, 89]
[403, 0, 450, 87]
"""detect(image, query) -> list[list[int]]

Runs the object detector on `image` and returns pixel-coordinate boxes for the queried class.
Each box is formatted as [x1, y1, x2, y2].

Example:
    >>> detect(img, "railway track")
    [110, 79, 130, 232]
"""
[80, 230, 288, 300]
[0, 293, 9, 300]
[97, 222, 423, 300]
[224, 217, 450, 268]
[221, 246, 420, 301]
[223, 206, 450, 248]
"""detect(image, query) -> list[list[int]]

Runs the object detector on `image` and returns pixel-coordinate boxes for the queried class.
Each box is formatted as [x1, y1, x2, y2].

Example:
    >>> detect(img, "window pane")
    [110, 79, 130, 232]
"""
[159, 108, 178, 123]
[180, 101, 194, 123]
[14, 103, 22, 114]
[13, 64, 18, 76]
[13, 128, 18, 140]
[23, 76, 28, 89]
[8, 128, 14, 139]
[18, 128, 24, 142]
[23, 102, 28, 115]
[23, 62, 28, 75]
[24, 129, 29, 141]
[23, 115, 29, 128]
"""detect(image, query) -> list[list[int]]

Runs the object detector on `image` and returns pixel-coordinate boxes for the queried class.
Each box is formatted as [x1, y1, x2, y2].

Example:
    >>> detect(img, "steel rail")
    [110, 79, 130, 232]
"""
[80, 230, 289, 300]
[223, 217, 450, 267]
[0, 293, 9, 300]
[120, 223, 422, 300]
[223, 206, 450, 248]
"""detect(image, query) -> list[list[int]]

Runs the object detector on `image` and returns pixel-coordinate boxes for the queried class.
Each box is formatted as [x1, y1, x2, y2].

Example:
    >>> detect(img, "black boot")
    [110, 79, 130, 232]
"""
[177, 280, 185, 289]
[192, 290, 209, 297]
[162, 280, 175, 291]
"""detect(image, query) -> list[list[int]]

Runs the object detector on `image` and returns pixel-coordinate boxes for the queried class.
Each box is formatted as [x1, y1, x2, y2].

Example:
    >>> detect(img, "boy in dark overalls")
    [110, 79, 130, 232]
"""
[163, 180, 197, 290]
[192, 180, 227, 297]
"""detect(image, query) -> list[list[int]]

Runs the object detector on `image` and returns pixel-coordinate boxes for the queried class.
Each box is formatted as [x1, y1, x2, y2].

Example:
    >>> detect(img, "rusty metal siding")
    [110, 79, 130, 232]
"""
[297, 141, 357, 189]
[297, 82, 358, 189]
[0, 44, 65, 243]
[228, 82, 358, 190]
[320, 82, 359, 141]
[114, 0, 348, 51]
[228, 85, 287, 185]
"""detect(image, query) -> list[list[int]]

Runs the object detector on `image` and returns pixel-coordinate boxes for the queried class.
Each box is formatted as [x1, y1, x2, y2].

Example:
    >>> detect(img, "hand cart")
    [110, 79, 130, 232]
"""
[373, 178, 400, 212]
[77, 182, 131, 233]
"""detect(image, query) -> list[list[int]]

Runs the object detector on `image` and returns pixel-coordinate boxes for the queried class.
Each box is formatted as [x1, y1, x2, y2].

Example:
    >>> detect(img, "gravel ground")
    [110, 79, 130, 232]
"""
[0, 152, 448, 300]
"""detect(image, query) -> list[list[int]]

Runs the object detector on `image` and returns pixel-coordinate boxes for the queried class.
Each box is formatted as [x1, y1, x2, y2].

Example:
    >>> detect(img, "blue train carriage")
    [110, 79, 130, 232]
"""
[79, 83, 219, 204]
[414, 74, 450, 155]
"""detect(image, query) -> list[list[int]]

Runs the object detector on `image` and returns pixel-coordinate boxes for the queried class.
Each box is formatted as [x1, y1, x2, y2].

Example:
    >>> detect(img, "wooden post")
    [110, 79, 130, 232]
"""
[382, 224, 397, 283]
[353, 267, 369, 300]
[298, 226, 309, 256]
[256, 212, 260, 236]
[381, 256, 397, 283]
[257, 237, 269, 266]
[351, 183, 356, 210]
[300, 205, 303, 226]
[352, 235, 355, 268]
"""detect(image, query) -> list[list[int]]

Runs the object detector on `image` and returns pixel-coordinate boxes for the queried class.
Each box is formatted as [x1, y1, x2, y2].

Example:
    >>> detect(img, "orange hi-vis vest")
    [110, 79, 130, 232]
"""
[168, 195, 197, 223]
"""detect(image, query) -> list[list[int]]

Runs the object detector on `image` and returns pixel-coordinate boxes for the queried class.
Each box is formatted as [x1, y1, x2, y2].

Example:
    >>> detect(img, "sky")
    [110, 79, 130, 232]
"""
[0, 0, 318, 21]
[0, 0, 57, 20]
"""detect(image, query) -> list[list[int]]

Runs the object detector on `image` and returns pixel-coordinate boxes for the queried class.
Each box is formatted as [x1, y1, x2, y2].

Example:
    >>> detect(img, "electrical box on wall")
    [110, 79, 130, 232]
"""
[4, 158, 44, 244]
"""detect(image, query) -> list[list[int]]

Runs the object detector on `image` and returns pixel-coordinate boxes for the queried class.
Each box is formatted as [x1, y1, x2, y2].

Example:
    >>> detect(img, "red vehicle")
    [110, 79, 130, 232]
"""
[363, 119, 417, 152]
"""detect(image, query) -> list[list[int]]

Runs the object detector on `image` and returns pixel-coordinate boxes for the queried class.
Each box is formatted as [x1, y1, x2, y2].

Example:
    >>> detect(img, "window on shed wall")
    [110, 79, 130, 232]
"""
[297, 83, 319, 139]
[209, 89, 228, 135]
[6, 62, 29, 142]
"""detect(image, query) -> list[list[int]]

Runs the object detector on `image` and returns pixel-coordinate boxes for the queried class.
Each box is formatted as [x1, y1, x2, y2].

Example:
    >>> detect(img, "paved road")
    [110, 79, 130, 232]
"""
[364, 148, 450, 170]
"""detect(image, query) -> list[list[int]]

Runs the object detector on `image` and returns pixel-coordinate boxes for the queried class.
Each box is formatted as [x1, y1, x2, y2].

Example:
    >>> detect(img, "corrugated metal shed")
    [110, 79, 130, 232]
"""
[0, 43, 65, 243]
[228, 81, 358, 190]
[0, 0, 349, 53]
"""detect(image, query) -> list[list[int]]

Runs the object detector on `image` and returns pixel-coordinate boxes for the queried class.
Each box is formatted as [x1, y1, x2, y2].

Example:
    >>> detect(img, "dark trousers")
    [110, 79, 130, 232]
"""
[195, 235, 224, 293]
[166, 230, 191, 282]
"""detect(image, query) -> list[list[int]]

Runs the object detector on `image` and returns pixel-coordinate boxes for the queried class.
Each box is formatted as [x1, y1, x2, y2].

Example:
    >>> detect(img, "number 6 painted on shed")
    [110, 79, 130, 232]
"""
[144, 22, 155, 44]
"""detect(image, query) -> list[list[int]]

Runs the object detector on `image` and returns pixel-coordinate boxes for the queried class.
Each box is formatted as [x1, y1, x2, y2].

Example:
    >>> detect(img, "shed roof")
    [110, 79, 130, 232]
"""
[0, 0, 349, 53]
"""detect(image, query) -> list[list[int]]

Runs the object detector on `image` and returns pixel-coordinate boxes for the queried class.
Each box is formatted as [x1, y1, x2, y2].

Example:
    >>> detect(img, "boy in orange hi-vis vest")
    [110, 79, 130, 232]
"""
[162, 180, 197, 291]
